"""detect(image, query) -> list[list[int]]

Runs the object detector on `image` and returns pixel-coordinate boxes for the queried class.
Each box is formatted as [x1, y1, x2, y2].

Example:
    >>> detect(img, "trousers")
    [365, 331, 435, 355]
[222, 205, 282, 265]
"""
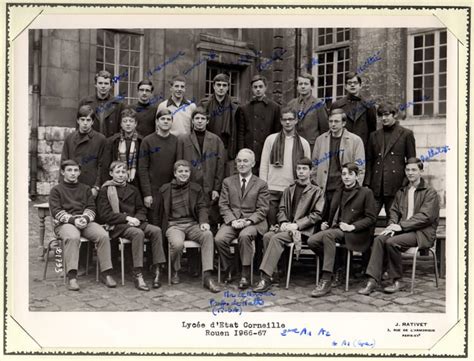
[215, 224, 257, 272]
[307, 228, 345, 273]
[259, 230, 293, 277]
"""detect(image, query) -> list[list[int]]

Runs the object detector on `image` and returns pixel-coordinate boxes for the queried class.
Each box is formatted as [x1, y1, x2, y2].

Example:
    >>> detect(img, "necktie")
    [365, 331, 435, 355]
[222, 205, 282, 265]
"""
[241, 178, 246, 196]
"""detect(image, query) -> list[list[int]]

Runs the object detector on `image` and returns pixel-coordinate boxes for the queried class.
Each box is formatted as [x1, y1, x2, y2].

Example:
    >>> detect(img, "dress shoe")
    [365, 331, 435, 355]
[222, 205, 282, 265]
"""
[384, 280, 402, 294]
[134, 273, 150, 291]
[238, 277, 250, 290]
[204, 278, 221, 293]
[358, 279, 377, 295]
[171, 271, 180, 285]
[100, 274, 117, 288]
[382, 271, 390, 280]
[311, 279, 332, 298]
[153, 270, 161, 289]
[332, 269, 344, 287]
[68, 278, 80, 291]
[253, 278, 272, 293]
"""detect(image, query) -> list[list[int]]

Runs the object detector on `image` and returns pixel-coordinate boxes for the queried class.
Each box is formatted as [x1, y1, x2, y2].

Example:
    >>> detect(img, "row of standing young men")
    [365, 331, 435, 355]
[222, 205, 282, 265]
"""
[51, 69, 440, 297]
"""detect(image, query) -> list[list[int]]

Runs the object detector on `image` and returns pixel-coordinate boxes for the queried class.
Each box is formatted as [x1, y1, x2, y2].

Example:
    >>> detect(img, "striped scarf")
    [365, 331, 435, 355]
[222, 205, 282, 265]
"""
[118, 130, 138, 182]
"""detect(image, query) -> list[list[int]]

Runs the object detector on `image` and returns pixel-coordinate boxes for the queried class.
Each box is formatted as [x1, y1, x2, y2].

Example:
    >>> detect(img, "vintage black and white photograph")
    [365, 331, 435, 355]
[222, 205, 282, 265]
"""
[4, 4, 467, 355]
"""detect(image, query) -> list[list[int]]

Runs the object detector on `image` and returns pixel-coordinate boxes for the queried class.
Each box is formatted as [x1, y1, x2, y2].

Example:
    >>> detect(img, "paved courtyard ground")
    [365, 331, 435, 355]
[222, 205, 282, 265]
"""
[28, 198, 445, 313]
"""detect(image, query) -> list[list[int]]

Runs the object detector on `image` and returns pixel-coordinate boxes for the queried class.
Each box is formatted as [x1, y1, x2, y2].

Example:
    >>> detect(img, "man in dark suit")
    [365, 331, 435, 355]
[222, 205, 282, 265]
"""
[78, 70, 123, 138]
[364, 102, 416, 216]
[253, 157, 325, 292]
[215, 148, 270, 289]
[358, 157, 440, 295]
[330, 71, 377, 152]
[236, 75, 281, 174]
[307, 162, 377, 297]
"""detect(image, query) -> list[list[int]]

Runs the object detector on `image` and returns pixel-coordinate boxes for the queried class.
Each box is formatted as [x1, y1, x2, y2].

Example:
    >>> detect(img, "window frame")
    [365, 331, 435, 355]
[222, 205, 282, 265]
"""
[205, 62, 242, 101]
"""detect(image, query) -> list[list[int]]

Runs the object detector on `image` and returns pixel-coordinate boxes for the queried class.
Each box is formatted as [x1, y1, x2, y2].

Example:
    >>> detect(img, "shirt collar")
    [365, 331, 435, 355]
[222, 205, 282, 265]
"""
[239, 174, 252, 185]
[250, 96, 269, 104]
[166, 97, 191, 108]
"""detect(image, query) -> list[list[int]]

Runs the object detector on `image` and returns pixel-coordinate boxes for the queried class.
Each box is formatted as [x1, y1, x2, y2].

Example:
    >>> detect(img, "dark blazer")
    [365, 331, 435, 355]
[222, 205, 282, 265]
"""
[330, 95, 377, 149]
[96, 184, 148, 239]
[101, 133, 143, 189]
[287, 95, 329, 147]
[177, 130, 225, 197]
[155, 181, 209, 233]
[327, 185, 377, 252]
[60, 129, 106, 188]
[236, 97, 281, 166]
[365, 122, 416, 197]
[277, 182, 325, 236]
[79, 94, 122, 138]
[389, 178, 440, 249]
[219, 174, 269, 235]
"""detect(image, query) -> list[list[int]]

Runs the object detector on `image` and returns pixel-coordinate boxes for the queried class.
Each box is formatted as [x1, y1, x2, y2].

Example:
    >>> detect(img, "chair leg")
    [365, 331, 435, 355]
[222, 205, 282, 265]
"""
[168, 242, 171, 286]
[430, 249, 439, 288]
[250, 246, 254, 285]
[85, 241, 90, 276]
[411, 247, 418, 294]
[315, 255, 320, 286]
[286, 243, 295, 290]
[345, 250, 351, 292]
[62, 241, 67, 285]
[120, 240, 125, 286]
[43, 239, 55, 280]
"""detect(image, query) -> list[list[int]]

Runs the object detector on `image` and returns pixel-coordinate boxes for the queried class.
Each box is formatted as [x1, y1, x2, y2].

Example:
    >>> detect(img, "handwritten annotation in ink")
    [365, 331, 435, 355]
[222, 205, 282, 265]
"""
[356, 50, 382, 74]
[399, 95, 430, 111]
[111, 70, 129, 84]
[191, 152, 219, 167]
[80, 147, 161, 166]
[313, 149, 345, 166]
[209, 290, 275, 316]
[298, 97, 332, 119]
[257, 48, 288, 72]
[146, 51, 185, 77]
[97, 92, 126, 114]
[183, 51, 217, 75]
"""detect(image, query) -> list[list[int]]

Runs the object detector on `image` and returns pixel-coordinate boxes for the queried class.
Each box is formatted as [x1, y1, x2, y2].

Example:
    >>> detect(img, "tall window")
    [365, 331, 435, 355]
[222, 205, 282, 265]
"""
[96, 29, 144, 104]
[314, 28, 351, 105]
[408, 29, 447, 116]
[205, 64, 241, 99]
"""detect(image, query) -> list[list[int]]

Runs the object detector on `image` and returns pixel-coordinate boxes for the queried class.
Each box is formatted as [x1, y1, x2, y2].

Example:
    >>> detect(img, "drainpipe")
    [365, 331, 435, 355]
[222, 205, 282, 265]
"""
[29, 29, 41, 199]
[294, 28, 302, 98]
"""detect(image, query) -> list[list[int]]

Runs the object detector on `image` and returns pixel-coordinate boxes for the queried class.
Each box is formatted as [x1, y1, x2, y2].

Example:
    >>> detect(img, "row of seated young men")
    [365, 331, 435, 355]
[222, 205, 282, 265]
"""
[50, 150, 439, 297]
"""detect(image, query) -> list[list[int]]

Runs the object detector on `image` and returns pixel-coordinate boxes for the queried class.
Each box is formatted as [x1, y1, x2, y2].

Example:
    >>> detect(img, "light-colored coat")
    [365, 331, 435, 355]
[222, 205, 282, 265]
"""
[311, 129, 365, 189]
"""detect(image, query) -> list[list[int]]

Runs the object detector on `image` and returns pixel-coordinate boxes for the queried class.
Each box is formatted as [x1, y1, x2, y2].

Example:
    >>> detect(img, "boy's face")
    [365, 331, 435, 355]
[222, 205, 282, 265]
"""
[121, 116, 137, 134]
[138, 84, 153, 104]
[192, 114, 208, 132]
[213, 81, 229, 97]
[62, 165, 81, 183]
[341, 168, 357, 187]
[345, 76, 362, 96]
[296, 165, 311, 181]
[251, 80, 267, 99]
[156, 114, 173, 132]
[95, 76, 112, 98]
[77, 115, 94, 133]
[328, 114, 345, 134]
[405, 163, 422, 183]
[280, 112, 298, 132]
[380, 111, 397, 127]
[170, 81, 186, 100]
[297, 77, 312, 97]
[174, 165, 191, 183]
[110, 165, 128, 183]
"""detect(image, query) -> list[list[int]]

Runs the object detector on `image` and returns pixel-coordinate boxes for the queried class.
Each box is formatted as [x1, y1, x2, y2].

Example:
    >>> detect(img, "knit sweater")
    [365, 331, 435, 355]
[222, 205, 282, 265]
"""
[138, 132, 178, 197]
[157, 98, 196, 137]
[259, 133, 311, 192]
[49, 181, 96, 227]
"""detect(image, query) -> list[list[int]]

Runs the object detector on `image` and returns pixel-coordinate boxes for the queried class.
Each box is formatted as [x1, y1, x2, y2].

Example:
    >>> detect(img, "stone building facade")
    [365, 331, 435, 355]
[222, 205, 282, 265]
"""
[28, 27, 447, 207]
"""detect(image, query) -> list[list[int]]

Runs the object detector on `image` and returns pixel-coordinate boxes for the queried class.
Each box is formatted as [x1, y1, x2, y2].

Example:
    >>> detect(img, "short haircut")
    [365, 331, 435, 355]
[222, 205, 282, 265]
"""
[212, 73, 230, 84]
[329, 108, 347, 123]
[174, 159, 192, 172]
[170, 75, 186, 85]
[345, 71, 362, 85]
[281, 107, 298, 119]
[109, 160, 128, 172]
[296, 157, 313, 168]
[77, 104, 95, 121]
[342, 162, 360, 175]
[156, 108, 173, 120]
[297, 73, 315, 87]
[236, 148, 255, 162]
[251, 74, 267, 86]
[94, 70, 112, 83]
[61, 159, 80, 171]
[137, 79, 154, 92]
[121, 105, 137, 119]
[377, 102, 398, 116]
[406, 157, 423, 170]
[191, 106, 208, 119]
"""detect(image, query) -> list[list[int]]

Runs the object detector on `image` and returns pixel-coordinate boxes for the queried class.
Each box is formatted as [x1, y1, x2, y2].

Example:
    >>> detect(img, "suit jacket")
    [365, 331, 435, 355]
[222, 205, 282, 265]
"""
[155, 181, 209, 233]
[96, 184, 148, 239]
[311, 129, 365, 189]
[219, 174, 269, 235]
[60, 130, 106, 188]
[330, 95, 377, 149]
[327, 185, 377, 252]
[100, 133, 143, 189]
[287, 95, 329, 147]
[277, 182, 325, 236]
[389, 178, 440, 249]
[177, 130, 225, 197]
[79, 94, 122, 138]
[236, 97, 281, 166]
[365, 122, 416, 197]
